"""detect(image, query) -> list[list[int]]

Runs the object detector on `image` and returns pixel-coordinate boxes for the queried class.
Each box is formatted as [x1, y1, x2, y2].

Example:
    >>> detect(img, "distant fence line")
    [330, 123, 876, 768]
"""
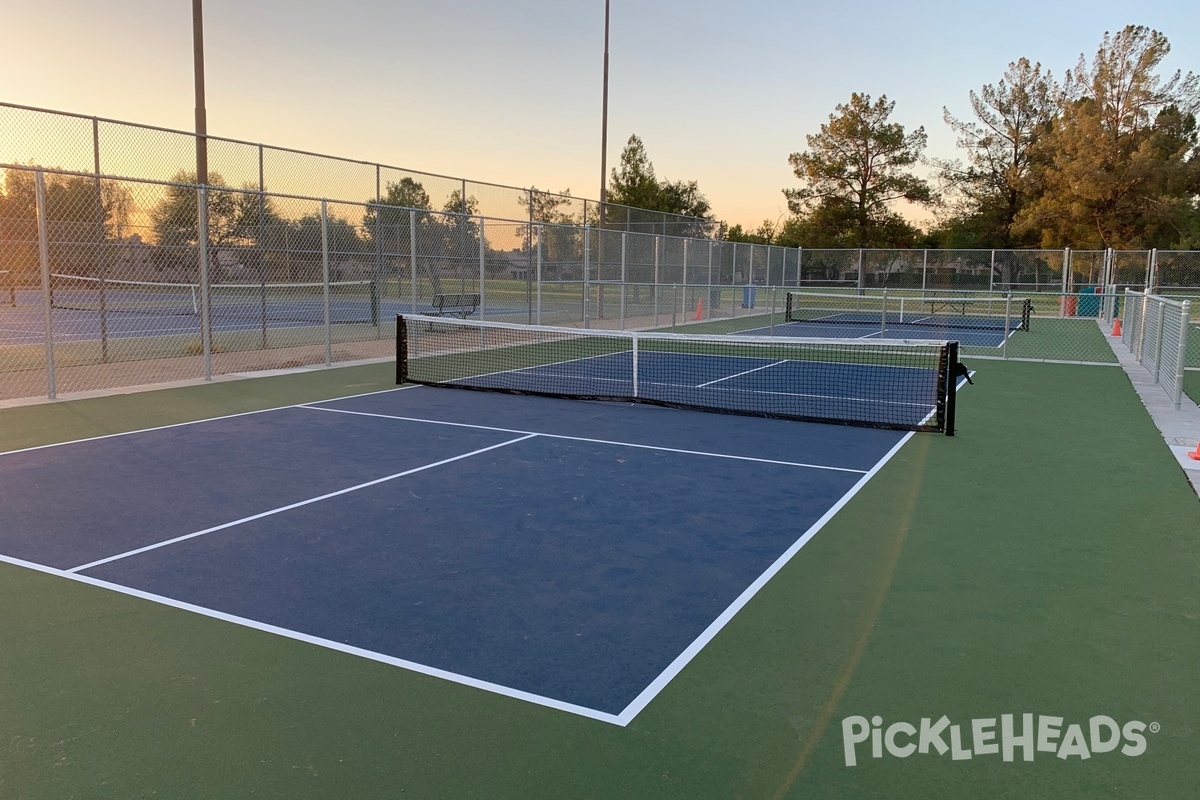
[2, 165, 1198, 295]
[0, 100, 718, 239]
[2, 166, 1198, 403]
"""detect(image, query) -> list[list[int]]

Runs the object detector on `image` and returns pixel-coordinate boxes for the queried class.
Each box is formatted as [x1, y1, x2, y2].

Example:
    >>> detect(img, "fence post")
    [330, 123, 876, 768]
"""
[197, 186, 212, 379]
[321, 199, 332, 366]
[857, 248, 865, 295]
[1175, 301, 1191, 410]
[620, 231, 627, 329]
[1061, 247, 1070, 318]
[478, 217, 486, 322]
[1149, 248, 1158, 292]
[1152, 299, 1165, 385]
[409, 209, 418, 316]
[583, 225, 591, 328]
[35, 171, 56, 399]
[536, 223, 543, 326]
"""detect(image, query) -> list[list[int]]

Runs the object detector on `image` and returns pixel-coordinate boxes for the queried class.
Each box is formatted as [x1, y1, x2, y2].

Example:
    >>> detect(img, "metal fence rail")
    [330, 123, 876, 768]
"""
[1121, 289, 1192, 409]
[4, 163, 1200, 403]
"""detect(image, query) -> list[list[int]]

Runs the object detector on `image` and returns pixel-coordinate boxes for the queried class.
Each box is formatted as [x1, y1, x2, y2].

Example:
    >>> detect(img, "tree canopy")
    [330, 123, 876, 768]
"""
[783, 93, 933, 248]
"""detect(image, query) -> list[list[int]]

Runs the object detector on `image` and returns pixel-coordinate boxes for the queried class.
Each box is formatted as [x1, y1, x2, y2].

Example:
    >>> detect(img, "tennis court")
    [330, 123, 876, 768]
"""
[1, 323, 1197, 799]
[0, 382, 922, 723]
[733, 291, 1032, 347]
[0, 281, 528, 345]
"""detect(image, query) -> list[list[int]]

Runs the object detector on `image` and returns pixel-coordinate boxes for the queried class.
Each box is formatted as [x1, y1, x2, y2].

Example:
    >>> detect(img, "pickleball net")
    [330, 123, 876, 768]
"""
[784, 291, 1031, 333]
[397, 314, 959, 434]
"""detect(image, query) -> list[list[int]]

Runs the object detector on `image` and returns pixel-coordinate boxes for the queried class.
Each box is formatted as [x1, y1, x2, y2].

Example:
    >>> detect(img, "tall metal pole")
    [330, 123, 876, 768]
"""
[192, 0, 208, 186]
[599, 0, 610, 230]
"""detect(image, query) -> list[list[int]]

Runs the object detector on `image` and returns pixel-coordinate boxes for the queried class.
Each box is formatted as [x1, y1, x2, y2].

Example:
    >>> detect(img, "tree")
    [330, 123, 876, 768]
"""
[784, 93, 933, 248]
[150, 171, 285, 278]
[936, 58, 1059, 247]
[1015, 26, 1200, 248]
[518, 188, 580, 273]
[606, 134, 715, 237]
[0, 168, 137, 283]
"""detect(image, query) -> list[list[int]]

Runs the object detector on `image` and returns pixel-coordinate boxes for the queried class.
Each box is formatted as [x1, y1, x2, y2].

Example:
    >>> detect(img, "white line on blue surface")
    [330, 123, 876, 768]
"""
[65, 434, 538, 574]
[694, 360, 788, 387]
[0, 551, 624, 725]
[298, 404, 870, 474]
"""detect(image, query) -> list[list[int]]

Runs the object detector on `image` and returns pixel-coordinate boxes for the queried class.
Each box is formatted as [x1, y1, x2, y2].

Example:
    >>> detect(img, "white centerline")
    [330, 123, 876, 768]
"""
[66, 433, 538, 573]
[299, 405, 869, 474]
[695, 360, 788, 388]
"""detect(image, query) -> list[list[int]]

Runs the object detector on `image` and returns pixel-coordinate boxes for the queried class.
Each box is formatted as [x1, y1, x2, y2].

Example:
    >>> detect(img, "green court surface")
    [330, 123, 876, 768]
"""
[1, 359, 1197, 799]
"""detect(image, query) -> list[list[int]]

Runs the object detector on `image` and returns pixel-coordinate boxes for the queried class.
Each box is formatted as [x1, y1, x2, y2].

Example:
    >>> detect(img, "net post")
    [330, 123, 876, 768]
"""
[880, 289, 888, 338]
[396, 315, 407, 384]
[943, 341, 958, 436]
[35, 171, 57, 399]
[631, 333, 639, 398]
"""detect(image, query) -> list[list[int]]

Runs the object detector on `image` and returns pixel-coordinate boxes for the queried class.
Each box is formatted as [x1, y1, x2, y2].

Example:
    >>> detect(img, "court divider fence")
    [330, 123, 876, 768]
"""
[2, 165, 1200, 402]
[1119, 289, 1194, 409]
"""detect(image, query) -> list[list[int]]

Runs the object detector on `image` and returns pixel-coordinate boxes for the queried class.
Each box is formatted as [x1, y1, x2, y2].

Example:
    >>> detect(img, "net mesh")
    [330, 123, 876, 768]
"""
[785, 291, 1031, 332]
[398, 314, 956, 433]
[49, 273, 377, 325]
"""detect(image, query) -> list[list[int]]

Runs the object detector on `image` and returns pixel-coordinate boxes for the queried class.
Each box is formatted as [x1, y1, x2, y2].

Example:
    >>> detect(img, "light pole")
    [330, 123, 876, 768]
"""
[599, 0, 610, 230]
[193, 0, 207, 185]
[597, 0, 610, 318]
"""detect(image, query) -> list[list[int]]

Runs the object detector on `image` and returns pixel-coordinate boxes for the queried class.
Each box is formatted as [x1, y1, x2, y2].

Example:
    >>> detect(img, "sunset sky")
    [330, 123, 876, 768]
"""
[4, 0, 1198, 229]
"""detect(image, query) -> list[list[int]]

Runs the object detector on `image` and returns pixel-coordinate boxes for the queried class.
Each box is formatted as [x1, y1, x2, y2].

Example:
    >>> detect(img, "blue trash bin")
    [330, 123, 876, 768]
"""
[742, 285, 756, 309]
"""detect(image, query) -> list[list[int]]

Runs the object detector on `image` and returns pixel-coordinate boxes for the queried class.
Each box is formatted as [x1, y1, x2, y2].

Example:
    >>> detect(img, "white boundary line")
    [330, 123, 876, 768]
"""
[298, 405, 869, 474]
[612, 428, 916, 725]
[0, 384, 420, 458]
[0, 379, 974, 727]
[0, 551, 621, 725]
[67, 434, 537, 573]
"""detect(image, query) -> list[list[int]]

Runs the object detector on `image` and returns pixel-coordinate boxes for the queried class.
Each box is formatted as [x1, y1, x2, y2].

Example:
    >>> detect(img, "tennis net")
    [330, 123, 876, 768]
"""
[785, 291, 1031, 332]
[49, 274, 378, 325]
[397, 314, 959, 434]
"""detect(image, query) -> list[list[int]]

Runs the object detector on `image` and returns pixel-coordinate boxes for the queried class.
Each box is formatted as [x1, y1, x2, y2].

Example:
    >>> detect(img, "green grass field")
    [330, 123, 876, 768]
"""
[1, 359, 1197, 799]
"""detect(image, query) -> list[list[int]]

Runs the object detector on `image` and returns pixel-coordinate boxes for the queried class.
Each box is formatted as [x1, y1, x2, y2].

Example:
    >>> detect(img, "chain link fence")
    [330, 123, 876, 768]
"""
[0, 101, 717, 239]
[5, 103, 1200, 402]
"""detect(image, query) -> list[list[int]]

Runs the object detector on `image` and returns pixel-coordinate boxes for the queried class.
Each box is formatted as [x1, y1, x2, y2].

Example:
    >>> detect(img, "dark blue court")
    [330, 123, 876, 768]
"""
[0, 297, 525, 345]
[0, 386, 913, 722]
[738, 317, 1016, 347]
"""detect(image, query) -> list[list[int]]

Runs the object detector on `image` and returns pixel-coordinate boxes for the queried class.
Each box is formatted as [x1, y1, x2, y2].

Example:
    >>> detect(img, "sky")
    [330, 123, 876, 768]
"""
[4, 0, 1199, 229]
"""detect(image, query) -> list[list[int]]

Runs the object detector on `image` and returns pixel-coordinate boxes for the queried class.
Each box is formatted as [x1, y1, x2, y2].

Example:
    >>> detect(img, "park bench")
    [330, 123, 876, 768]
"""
[430, 293, 480, 318]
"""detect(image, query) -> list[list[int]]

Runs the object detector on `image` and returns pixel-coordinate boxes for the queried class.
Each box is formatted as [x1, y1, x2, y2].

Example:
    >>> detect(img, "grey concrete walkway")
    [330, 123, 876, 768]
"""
[1102, 319, 1200, 499]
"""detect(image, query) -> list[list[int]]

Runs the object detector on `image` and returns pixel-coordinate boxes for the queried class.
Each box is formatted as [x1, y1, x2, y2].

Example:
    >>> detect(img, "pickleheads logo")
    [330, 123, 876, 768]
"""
[841, 714, 1158, 767]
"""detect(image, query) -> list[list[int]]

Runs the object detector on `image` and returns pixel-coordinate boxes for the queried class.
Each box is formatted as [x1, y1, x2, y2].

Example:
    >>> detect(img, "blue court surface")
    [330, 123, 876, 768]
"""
[737, 318, 1016, 347]
[0, 385, 917, 724]
[0, 298, 527, 345]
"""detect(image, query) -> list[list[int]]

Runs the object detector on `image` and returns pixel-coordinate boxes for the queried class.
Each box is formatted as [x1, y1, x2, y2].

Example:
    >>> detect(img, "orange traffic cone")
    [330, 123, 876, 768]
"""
[1111, 318, 1123, 336]
[695, 298, 704, 320]
[1188, 440, 1200, 461]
